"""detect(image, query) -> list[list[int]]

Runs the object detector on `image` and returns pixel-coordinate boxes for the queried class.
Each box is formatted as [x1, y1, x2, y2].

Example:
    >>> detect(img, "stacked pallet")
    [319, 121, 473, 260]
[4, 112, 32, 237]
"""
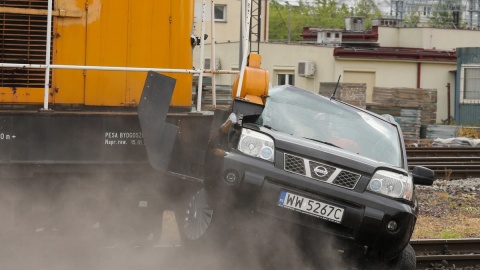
[368, 87, 438, 140]
[372, 87, 437, 125]
[366, 104, 422, 140]
[319, 82, 367, 109]
[421, 125, 459, 139]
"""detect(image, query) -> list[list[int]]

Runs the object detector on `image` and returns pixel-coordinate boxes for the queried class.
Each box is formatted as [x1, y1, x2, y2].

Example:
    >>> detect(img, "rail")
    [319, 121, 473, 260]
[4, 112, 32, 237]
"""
[411, 238, 480, 268]
[407, 147, 480, 179]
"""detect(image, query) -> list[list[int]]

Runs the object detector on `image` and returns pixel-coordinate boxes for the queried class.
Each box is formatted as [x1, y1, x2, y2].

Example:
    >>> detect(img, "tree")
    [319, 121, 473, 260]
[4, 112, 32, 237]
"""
[268, 0, 353, 42]
[350, 0, 382, 28]
[308, 0, 351, 29]
[428, 0, 464, 28]
[268, 0, 386, 42]
[268, 1, 295, 42]
[403, 12, 421, 27]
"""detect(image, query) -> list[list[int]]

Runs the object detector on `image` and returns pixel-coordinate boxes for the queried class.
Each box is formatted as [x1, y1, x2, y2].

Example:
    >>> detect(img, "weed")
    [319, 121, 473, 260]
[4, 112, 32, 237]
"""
[457, 127, 480, 138]
[439, 230, 461, 239]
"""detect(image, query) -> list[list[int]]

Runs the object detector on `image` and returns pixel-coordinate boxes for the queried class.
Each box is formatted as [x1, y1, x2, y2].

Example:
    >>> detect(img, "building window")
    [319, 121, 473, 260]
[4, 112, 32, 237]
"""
[423, 6, 431, 16]
[277, 73, 294, 86]
[214, 5, 227, 22]
[463, 67, 480, 101]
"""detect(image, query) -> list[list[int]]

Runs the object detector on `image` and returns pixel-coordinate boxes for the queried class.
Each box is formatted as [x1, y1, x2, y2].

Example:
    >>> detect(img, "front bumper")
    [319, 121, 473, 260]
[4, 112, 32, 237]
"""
[205, 149, 416, 259]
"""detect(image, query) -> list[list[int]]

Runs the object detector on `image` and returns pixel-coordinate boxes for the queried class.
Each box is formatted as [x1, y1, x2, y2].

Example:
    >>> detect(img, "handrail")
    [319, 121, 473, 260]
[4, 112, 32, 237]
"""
[0, 63, 240, 74]
[211, 0, 217, 108]
[43, 0, 53, 111]
[235, 0, 252, 98]
[0, 63, 202, 73]
[196, 0, 207, 112]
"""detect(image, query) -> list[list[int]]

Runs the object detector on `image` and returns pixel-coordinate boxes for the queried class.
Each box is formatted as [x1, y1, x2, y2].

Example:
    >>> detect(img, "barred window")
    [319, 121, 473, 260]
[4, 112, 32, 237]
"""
[0, 0, 52, 88]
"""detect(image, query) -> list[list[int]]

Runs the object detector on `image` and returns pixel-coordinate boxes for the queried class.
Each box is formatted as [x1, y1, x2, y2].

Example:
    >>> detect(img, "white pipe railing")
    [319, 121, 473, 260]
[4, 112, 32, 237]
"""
[0, 63, 239, 74]
[0, 63, 202, 73]
[43, 0, 53, 111]
[196, 0, 207, 112]
[210, 0, 217, 108]
[235, 0, 252, 98]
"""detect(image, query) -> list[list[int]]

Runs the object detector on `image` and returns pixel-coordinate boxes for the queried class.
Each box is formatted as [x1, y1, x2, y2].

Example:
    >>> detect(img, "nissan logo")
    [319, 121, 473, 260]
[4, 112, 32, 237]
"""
[313, 166, 329, 177]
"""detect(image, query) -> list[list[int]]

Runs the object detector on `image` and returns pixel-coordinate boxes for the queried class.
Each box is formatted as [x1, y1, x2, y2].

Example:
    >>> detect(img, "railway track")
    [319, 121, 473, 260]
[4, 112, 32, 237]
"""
[411, 238, 480, 268]
[407, 147, 480, 179]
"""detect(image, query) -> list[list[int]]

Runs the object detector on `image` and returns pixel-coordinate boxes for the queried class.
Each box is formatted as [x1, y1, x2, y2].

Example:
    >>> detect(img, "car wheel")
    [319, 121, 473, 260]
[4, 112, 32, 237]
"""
[366, 244, 416, 270]
[175, 187, 230, 247]
[386, 244, 416, 270]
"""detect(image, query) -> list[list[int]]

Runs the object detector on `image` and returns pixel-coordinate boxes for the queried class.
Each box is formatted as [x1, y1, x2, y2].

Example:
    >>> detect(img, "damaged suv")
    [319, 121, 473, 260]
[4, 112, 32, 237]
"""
[174, 84, 435, 269]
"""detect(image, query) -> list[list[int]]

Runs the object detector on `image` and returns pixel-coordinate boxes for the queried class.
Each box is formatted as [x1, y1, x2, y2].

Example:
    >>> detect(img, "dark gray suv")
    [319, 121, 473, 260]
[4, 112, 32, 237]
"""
[174, 85, 435, 269]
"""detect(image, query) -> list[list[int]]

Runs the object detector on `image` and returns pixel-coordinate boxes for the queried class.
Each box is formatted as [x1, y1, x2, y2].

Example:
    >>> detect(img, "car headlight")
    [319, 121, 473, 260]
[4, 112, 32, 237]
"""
[367, 170, 413, 201]
[237, 128, 275, 162]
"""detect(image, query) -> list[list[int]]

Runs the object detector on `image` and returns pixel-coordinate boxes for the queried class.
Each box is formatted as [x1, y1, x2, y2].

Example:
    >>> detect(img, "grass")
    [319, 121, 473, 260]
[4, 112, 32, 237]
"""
[413, 215, 480, 239]
[411, 189, 480, 239]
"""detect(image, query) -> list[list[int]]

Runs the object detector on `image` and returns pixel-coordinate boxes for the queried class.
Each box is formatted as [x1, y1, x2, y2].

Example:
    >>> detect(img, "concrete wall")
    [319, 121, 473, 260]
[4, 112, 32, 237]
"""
[379, 27, 480, 50]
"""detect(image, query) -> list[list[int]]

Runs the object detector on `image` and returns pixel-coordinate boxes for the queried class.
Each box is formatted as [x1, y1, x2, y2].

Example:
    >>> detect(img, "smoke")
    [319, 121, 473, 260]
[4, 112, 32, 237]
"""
[0, 171, 351, 270]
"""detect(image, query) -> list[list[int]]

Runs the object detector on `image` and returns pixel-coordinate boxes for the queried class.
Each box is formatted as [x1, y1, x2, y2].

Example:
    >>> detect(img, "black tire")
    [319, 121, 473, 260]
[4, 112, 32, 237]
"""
[386, 244, 416, 270]
[175, 187, 231, 248]
[366, 244, 416, 270]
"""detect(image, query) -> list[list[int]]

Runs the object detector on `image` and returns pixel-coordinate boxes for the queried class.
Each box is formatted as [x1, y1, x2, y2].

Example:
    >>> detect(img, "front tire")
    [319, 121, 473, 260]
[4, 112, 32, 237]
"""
[386, 244, 416, 270]
[177, 188, 213, 241]
[366, 244, 416, 270]
[175, 188, 231, 247]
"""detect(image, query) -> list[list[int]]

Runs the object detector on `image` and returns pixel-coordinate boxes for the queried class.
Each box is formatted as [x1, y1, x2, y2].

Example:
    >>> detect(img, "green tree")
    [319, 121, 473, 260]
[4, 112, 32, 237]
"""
[403, 11, 421, 27]
[350, 0, 382, 29]
[268, 1, 295, 42]
[308, 0, 351, 29]
[268, 0, 353, 42]
[428, 0, 464, 28]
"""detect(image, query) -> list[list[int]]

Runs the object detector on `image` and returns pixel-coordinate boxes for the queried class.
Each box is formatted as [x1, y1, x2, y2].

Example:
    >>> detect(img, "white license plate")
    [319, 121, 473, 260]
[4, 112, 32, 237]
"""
[278, 191, 344, 223]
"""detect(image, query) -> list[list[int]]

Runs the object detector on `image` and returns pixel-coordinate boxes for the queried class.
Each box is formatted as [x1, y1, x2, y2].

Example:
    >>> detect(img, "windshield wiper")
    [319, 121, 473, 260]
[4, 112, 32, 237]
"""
[263, 124, 280, 131]
[263, 124, 273, 130]
[302, 137, 342, 149]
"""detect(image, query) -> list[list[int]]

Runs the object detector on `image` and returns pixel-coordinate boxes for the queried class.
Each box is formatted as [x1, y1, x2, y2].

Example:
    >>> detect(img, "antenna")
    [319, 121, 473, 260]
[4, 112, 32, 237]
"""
[330, 75, 341, 100]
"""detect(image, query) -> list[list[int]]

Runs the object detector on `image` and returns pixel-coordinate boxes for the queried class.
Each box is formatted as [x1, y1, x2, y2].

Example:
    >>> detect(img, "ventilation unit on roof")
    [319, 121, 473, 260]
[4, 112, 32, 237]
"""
[298, 61, 316, 77]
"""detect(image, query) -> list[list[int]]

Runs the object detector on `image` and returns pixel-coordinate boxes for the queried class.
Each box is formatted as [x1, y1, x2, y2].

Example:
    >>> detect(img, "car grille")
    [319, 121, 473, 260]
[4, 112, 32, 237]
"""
[284, 153, 361, 189]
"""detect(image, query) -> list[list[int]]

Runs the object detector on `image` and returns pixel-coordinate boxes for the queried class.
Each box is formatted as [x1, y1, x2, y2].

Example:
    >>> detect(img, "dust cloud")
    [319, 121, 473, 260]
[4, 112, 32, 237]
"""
[0, 170, 351, 270]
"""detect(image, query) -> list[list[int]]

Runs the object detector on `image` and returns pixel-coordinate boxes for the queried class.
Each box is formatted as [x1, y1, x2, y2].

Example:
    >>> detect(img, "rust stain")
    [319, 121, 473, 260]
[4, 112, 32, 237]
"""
[87, 0, 102, 24]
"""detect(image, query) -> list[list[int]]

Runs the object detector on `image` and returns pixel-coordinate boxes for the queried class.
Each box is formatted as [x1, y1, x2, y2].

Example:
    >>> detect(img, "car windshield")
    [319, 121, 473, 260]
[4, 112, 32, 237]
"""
[256, 85, 403, 167]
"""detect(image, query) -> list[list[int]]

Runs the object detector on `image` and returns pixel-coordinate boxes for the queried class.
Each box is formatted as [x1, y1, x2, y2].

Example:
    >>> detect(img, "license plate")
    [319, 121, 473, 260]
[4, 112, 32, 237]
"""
[278, 191, 344, 223]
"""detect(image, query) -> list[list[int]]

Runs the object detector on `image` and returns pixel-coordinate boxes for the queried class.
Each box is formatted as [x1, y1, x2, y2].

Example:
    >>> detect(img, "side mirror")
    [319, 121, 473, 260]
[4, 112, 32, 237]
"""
[412, 166, 435, 186]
